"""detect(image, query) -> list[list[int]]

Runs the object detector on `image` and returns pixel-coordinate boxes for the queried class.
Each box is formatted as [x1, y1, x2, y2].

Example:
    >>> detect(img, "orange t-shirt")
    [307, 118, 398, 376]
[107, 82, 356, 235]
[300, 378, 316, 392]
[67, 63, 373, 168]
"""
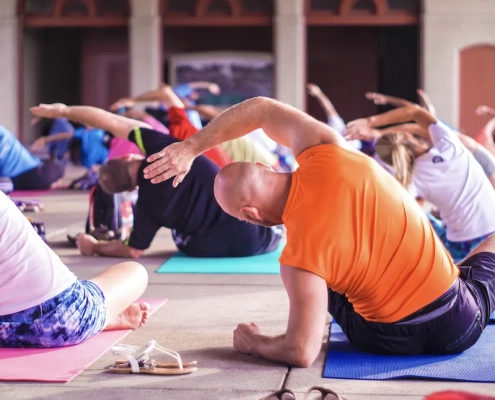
[279, 144, 459, 323]
[168, 107, 232, 168]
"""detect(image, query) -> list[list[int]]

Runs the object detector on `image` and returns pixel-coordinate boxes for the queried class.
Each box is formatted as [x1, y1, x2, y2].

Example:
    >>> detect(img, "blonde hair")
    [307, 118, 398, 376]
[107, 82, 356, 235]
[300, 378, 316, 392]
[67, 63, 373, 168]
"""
[375, 133, 416, 188]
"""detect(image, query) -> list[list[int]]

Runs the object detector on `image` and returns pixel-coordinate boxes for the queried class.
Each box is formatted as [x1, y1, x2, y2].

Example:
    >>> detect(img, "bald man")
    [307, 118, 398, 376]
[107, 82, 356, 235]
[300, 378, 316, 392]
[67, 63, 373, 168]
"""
[30, 103, 281, 259]
[142, 97, 495, 367]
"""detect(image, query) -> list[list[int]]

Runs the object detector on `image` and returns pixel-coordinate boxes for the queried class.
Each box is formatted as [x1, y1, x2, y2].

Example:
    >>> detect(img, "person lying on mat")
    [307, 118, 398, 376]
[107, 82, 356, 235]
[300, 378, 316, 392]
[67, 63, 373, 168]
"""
[0, 124, 65, 190]
[141, 96, 495, 367]
[0, 191, 149, 348]
[30, 102, 281, 259]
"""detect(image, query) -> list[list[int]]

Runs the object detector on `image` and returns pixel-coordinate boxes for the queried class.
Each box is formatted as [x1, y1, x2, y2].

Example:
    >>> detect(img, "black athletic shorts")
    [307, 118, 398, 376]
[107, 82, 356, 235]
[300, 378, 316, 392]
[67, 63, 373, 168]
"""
[328, 251, 495, 355]
[172, 216, 283, 258]
[11, 160, 65, 190]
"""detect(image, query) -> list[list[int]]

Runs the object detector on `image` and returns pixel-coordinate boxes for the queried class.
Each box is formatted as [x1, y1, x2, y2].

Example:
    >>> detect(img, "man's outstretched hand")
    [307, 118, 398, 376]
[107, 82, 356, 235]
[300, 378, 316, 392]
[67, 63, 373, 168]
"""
[143, 141, 198, 186]
[30, 103, 68, 119]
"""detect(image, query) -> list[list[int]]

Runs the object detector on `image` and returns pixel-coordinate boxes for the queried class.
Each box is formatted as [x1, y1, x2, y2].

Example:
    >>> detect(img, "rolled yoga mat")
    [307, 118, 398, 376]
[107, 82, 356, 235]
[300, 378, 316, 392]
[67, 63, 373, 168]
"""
[156, 245, 284, 274]
[0, 298, 166, 383]
[324, 317, 495, 383]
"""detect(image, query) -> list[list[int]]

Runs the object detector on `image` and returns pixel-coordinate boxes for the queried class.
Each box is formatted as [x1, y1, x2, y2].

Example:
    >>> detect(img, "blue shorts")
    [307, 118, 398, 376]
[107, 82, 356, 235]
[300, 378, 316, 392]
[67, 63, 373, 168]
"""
[0, 280, 106, 348]
[427, 212, 492, 262]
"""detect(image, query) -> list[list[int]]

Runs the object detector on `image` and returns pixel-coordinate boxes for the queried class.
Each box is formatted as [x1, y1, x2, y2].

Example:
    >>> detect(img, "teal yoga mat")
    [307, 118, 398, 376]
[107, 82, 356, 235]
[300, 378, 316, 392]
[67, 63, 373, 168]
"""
[157, 245, 284, 274]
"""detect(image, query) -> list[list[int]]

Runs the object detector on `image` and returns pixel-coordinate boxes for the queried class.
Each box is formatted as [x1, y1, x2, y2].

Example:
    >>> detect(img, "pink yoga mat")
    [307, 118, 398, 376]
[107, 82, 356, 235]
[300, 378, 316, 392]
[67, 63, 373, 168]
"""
[0, 298, 166, 383]
[10, 190, 52, 197]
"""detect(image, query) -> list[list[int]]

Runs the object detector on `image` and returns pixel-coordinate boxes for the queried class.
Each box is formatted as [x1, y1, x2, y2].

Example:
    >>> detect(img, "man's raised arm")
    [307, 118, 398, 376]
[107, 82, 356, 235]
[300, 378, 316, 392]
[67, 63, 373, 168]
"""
[31, 103, 151, 141]
[143, 97, 348, 185]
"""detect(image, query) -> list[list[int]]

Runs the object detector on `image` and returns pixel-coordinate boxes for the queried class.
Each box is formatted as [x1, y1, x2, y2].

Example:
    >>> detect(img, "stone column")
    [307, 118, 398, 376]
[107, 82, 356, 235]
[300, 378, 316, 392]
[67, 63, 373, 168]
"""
[129, 0, 162, 96]
[422, 0, 495, 127]
[274, 0, 306, 110]
[0, 0, 19, 136]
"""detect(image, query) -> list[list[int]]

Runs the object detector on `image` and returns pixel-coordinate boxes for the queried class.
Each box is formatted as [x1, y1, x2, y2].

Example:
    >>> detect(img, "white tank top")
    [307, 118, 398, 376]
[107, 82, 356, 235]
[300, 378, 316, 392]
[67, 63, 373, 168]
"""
[0, 192, 76, 315]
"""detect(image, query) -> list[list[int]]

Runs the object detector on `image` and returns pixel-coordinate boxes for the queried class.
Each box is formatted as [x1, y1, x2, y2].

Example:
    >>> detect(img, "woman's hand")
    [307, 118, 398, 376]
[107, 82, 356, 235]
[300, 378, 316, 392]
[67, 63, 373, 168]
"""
[344, 118, 381, 141]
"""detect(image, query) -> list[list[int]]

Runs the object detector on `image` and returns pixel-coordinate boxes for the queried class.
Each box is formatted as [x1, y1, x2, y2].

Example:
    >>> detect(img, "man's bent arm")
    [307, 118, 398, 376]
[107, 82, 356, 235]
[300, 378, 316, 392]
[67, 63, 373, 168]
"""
[93, 240, 144, 258]
[247, 266, 328, 367]
[187, 97, 348, 159]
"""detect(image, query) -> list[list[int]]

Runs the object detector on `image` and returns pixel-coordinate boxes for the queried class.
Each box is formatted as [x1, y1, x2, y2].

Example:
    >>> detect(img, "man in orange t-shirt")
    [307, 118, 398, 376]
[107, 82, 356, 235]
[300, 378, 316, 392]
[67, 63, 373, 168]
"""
[141, 97, 495, 367]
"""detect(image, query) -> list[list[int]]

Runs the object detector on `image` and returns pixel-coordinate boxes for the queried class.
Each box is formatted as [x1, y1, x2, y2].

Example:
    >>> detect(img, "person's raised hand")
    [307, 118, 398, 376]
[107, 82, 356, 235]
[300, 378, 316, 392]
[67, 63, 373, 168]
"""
[307, 83, 322, 97]
[344, 118, 379, 141]
[110, 98, 135, 112]
[365, 92, 389, 105]
[233, 322, 261, 354]
[143, 141, 197, 186]
[476, 105, 495, 117]
[208, 83, 221, 95]
[31, 137, 47, 151]
[30, 103, 68, 119]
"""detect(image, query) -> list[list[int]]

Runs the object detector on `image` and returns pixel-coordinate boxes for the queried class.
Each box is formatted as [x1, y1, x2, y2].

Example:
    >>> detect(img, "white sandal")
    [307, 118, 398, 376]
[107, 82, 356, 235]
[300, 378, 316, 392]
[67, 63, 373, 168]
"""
[108, 340, 197, 375]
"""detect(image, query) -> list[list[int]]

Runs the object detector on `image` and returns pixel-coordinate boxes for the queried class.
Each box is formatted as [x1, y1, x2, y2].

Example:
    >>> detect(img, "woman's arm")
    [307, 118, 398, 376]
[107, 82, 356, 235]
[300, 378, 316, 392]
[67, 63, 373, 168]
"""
[365, 92, 415, 108]
[307, 83, 339, 119]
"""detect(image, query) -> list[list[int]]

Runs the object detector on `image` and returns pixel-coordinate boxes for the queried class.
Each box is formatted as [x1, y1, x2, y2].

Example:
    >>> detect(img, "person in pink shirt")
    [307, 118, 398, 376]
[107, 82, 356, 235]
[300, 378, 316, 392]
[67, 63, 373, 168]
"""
[108, 108, 169, 159]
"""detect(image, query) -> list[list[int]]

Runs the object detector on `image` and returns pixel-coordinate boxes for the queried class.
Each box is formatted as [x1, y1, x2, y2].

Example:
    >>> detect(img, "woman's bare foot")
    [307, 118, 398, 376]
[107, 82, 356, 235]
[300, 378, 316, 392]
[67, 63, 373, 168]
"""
[104, 302, 150, 331]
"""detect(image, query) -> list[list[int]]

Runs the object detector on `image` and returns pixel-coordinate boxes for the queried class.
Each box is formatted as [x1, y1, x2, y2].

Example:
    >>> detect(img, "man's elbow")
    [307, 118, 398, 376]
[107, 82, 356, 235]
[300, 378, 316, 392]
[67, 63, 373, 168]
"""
[289, 346, 320, 368]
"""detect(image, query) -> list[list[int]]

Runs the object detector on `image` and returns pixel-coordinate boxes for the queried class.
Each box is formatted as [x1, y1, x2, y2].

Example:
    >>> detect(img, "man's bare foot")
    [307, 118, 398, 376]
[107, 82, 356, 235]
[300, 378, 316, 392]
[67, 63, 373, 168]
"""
[104, 302, 150, 331]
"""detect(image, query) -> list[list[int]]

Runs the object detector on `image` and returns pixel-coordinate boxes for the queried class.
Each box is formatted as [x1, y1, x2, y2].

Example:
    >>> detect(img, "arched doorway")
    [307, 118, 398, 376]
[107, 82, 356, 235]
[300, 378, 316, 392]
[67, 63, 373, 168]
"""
[460, 45, 495, 136]
[18, 0, 130, 142]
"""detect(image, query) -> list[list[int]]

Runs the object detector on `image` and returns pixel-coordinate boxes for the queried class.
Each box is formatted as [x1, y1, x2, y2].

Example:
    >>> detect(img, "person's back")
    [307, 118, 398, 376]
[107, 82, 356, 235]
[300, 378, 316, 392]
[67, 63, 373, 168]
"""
[73, 127, 110, 169]
[412, 122, 495, 242]
[281, 144, 459, 322]
[0, 125, 40, 179]
[127, 128, 281, 257]
[0, 192, 76, 316]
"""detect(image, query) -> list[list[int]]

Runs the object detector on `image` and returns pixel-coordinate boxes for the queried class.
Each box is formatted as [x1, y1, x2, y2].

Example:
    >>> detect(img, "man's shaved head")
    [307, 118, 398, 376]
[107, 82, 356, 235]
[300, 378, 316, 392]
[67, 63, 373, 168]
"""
[214, 162, 292, 227]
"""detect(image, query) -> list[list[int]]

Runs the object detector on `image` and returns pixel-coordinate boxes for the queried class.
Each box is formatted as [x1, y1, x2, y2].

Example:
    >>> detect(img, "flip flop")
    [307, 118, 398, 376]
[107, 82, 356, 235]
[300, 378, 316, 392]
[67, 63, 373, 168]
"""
[303, 386, 345, 400]
[109, 340, 197, 375]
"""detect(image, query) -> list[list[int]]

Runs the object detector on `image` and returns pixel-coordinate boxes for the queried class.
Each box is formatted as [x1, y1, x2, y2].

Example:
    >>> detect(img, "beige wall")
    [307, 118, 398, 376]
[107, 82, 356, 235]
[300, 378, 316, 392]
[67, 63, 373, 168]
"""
[0, 0, 19, 137]
[129, 0, 162, 96]
[274, 0, 306, 110]
[22, 30, 44, 143]
[422, 0, 495, 127]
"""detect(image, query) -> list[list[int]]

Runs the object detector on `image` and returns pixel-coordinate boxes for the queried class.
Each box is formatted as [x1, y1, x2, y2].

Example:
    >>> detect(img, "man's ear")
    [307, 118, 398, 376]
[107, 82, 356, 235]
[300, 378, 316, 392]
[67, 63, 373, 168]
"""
[255, 162, 274, 171]
[240, 206, 261, 220]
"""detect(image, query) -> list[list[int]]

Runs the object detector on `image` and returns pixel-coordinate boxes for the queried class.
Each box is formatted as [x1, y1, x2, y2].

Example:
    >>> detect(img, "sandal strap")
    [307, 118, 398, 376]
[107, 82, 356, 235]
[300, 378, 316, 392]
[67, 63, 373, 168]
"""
[112, 340, 184, 369]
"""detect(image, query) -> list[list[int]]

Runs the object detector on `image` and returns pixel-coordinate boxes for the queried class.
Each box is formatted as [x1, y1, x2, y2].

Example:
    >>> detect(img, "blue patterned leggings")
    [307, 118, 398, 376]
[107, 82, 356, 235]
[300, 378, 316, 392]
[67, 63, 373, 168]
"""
[0, 280, 106, 348]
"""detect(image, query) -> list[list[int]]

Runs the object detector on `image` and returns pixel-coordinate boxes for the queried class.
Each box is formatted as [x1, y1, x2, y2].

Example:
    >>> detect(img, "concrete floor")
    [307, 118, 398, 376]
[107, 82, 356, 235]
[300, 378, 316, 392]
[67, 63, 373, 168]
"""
[2, 184, 495, 400]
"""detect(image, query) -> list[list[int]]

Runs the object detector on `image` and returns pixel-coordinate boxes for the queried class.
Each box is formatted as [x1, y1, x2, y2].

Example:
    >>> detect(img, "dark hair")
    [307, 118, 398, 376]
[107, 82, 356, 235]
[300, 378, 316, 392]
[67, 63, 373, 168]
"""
[98, 159, 135, 194]
[68, 138, 82, 165]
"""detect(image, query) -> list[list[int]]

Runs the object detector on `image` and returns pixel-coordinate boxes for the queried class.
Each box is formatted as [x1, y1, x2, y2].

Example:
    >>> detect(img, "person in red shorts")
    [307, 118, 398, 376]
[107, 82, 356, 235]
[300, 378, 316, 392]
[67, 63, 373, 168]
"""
[142, 96, 495, 367]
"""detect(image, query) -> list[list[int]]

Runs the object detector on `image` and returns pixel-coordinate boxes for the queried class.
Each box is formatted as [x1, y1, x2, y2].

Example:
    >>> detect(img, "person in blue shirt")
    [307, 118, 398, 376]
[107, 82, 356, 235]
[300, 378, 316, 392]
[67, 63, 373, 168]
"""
[0, 125, 64, 190]
[33, 125, 111, 170]
[32, 117, 75, 160]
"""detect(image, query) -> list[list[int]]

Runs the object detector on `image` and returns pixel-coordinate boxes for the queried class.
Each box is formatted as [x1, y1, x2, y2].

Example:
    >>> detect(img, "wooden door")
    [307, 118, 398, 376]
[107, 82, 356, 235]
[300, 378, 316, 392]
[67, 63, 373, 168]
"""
[460, 45, 495, 136]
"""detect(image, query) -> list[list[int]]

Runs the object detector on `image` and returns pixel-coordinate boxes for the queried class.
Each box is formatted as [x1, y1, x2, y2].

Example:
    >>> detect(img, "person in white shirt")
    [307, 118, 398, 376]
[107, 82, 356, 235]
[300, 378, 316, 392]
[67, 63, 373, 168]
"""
[0, 191, 149, 347]
[345, 105, 495, 262]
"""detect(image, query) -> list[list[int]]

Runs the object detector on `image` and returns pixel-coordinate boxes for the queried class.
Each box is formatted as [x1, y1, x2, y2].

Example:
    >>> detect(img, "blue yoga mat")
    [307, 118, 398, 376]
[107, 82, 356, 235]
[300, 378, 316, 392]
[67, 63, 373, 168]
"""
[156, 244, 283, 274]
[324, 319, 495, 382]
